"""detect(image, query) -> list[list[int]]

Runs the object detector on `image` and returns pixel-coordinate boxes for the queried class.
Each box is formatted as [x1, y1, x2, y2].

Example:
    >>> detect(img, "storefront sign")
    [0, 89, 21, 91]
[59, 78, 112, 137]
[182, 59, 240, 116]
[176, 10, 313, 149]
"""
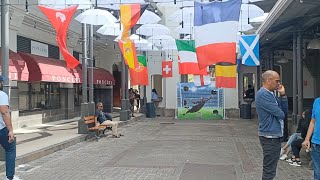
[96, 80, 113, 85]
[31, 41, 49, 57]
[51, 75, 81, 83]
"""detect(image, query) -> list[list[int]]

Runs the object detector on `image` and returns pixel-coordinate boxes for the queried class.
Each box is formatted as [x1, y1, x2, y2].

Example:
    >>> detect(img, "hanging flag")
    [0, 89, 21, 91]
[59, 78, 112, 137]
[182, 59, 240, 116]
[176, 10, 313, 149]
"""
[176, 40, 208, 75]
[194, 75, 211, 86]
[215, 64, 237, 88]
[38, 5, 79, 69]
[162, 61, 172, 78]
[130, 55, 149, 86]
[120, 4, 148, 40]
[194, 0, 241, 69]
[239, 34, 260, 66]
[118, 40, 139, 69]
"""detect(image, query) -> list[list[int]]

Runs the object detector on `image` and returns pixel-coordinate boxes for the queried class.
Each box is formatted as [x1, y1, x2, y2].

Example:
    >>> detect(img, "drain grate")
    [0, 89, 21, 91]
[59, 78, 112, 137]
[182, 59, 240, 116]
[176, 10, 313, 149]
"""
[160, 122, 175, 125]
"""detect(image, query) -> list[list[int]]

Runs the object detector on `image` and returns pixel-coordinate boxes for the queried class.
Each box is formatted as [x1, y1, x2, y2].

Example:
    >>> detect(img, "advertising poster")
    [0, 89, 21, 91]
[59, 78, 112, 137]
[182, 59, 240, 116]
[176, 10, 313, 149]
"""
[177, 83, 225, 120]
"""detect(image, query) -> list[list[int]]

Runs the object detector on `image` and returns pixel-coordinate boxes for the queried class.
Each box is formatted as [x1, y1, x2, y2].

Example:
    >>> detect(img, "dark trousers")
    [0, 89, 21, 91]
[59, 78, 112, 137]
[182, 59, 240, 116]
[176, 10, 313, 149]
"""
[259, 136, 281, 180]
[0, 127, 16, 179]
[291, 139, 304, 158]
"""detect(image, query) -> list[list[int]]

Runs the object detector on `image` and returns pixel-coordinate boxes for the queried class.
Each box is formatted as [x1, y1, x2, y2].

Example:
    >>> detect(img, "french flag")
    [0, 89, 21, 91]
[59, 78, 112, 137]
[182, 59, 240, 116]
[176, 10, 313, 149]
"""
[194, 0, 241, 69]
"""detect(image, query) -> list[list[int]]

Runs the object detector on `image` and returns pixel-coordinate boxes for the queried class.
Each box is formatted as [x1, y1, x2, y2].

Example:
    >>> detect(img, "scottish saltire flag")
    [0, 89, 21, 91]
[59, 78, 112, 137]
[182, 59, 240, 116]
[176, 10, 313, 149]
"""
[239, 34, 260, 66]
[194, 0, 241, 69]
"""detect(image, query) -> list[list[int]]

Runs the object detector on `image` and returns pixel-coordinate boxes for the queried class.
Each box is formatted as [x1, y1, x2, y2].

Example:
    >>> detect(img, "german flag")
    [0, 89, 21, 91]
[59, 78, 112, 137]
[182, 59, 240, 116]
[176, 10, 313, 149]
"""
[215, 63, 237, 88]
[118, 40, 139, 69]
[120, 4, 147, 40]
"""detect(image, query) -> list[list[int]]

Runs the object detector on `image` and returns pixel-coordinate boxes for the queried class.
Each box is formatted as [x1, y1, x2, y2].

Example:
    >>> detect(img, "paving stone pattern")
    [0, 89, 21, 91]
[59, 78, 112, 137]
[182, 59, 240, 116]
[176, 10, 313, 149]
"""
[3, 118, 314, 180]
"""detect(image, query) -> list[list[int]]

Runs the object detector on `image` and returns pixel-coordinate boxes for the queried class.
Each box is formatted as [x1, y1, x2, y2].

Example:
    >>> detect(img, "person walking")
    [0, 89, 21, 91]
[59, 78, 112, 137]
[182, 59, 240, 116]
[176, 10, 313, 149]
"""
[303, 98, 320, 180]
[256, 70, 288, 180]
[0, 76, 21, 180]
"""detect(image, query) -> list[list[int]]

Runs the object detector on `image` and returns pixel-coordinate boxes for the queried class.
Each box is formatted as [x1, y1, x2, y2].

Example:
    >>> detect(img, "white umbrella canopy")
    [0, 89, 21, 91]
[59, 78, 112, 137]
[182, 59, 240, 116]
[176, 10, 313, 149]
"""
[114, 34, 149, 45]
[97, 23, 122, 36]
[250, 13, 268, 23]
[137, 10, 161, 24]
[156, 0, 194, 8]
[240, 4, 264, 19]
[238, 23, 254, 32]
[38, 0, 92, 9]
[242, 0, 264, 3]
[148, 35, 175, 47]
[168, 7, 194, 23]
[136, 43, 159, 51]
[161, 44, 177, 50]
[174, 25, 193, 34]
[136, 24, 171, 36]
[75, 9, 117, 25]
[96, 0, 146, 10]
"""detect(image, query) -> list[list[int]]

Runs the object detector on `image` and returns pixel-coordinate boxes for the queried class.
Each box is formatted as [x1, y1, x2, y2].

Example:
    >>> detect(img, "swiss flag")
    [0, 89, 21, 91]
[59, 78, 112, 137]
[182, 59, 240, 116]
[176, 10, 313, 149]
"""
[162, 61, 172, 78]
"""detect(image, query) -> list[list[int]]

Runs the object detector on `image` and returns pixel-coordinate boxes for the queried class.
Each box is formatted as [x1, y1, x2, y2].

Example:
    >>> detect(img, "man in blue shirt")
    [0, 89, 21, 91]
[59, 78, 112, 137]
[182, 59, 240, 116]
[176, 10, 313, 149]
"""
[95, 102, 121, 138]
[256, 70, 288, 180]
[303, 98, 320, 180]
[0, 76, 20, 180]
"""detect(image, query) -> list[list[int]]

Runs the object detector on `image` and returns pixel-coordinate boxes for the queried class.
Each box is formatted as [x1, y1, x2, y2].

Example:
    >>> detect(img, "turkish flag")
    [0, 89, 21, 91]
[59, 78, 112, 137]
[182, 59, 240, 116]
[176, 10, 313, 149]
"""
[162, 61, 172, 78]
[38, 5, 79, 69]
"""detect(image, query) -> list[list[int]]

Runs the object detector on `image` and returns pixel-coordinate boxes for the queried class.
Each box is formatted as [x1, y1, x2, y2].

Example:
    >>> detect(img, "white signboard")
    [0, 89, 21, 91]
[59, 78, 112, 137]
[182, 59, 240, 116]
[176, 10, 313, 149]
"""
[31, 40, 48, 57]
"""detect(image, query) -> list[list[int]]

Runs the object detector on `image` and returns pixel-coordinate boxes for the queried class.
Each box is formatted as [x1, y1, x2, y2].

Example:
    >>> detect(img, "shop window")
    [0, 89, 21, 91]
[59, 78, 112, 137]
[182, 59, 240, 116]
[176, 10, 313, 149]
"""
[18, 82, 61, 111]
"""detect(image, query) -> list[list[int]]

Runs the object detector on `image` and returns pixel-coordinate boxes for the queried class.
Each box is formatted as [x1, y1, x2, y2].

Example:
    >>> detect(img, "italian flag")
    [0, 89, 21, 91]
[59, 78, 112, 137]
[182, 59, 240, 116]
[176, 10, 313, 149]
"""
[176, 40, 208, 75]
[129, 55, 149, 86]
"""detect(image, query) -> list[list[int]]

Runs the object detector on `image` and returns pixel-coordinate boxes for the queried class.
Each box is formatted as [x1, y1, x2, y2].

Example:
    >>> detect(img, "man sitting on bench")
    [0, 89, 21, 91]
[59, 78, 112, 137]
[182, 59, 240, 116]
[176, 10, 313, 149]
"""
[95, 102, 121, 138]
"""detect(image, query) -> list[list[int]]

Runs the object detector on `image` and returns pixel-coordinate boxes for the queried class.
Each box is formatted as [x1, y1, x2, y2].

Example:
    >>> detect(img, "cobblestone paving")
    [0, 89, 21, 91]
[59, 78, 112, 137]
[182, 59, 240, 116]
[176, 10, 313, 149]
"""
[3, 118, 314, 180]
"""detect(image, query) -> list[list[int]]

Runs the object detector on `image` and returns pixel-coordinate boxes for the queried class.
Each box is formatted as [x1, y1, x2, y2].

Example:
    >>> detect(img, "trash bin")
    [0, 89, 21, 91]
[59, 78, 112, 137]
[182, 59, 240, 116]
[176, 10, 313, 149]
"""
[146, 102, 156, 118]
[240, 103, 251, 119]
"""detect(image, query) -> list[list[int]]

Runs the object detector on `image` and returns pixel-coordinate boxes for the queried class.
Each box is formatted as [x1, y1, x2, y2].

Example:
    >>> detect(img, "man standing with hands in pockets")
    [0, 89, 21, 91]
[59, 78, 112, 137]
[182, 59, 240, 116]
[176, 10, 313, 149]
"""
[256, 70, 288, 180]
[303, 98, 320, 180]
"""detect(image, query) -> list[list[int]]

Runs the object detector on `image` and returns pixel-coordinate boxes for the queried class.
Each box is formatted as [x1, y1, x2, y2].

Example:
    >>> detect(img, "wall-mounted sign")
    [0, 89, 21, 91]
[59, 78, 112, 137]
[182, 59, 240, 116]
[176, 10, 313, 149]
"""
[31, 40, 48, 57]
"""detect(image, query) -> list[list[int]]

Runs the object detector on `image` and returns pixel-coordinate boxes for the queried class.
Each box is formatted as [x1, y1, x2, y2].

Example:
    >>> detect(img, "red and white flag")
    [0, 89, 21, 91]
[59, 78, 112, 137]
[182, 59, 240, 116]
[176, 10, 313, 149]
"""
[162, 61, 172, 78]
[38, 5, 80, 69]
[194, 75, 211, 86]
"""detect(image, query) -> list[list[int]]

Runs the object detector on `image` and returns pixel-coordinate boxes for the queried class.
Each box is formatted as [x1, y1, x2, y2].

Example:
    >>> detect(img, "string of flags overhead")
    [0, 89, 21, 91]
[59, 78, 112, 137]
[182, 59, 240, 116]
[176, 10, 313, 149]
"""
[37, 0, 261, 89]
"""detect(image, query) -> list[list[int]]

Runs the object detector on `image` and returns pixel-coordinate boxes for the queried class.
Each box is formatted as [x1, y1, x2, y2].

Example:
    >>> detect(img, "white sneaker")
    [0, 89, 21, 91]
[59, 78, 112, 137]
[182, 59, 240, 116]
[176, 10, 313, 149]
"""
[286, 158, 294, 163]
[280, 154, 288, 160]
[280, 148, 284, 156]
[290, 161, 302, 167]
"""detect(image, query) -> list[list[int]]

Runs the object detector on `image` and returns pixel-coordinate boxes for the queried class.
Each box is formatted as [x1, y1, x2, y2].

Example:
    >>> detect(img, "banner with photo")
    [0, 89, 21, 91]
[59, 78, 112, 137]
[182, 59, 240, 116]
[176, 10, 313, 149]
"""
[177, 83, 225, 120]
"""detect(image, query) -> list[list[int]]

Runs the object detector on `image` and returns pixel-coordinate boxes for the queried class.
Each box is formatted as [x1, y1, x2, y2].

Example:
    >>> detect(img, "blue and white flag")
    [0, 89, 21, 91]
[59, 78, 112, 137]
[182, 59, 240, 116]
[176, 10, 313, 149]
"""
[239, 34, 260, 66]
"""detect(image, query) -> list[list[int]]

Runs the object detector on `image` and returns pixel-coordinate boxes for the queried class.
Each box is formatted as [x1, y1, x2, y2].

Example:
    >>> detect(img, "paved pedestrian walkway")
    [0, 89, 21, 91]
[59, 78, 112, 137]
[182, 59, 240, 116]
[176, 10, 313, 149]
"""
[1, 117, 314, 180]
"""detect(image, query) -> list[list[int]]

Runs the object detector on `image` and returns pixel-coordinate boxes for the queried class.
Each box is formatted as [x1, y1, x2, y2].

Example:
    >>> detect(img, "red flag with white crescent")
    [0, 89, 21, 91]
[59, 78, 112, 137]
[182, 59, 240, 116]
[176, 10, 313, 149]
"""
[38, 5, 79, 69]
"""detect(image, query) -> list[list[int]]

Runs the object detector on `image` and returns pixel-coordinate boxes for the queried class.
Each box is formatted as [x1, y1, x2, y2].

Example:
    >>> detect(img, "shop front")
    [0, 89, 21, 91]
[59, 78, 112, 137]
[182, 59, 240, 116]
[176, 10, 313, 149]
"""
[92, 67, 115, 113]
[16, 52, 82, 127]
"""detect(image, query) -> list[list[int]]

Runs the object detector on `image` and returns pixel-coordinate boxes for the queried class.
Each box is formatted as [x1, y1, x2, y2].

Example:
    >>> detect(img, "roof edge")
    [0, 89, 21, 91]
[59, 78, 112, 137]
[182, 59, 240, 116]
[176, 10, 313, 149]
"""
[256, 0, 294, 37]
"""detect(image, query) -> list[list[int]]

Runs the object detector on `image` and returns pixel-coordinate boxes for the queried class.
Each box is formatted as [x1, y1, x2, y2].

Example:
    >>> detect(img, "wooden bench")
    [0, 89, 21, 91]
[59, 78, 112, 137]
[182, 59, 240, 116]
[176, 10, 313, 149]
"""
[83, 115, 112, 141]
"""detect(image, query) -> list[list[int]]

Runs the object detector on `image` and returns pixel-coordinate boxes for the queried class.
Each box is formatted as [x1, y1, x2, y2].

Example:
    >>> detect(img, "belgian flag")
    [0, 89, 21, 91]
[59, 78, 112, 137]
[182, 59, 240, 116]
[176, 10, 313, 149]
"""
[120, 4, 148, 40]
[129, 55, 149, 86]
[215, 63, 237, 88]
